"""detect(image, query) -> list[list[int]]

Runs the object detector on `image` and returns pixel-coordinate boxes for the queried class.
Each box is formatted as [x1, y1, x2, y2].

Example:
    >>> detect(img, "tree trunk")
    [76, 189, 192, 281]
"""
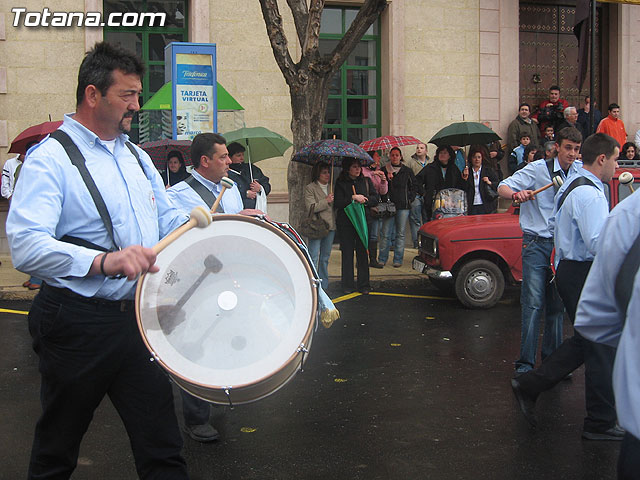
[287, 73, 330, 230]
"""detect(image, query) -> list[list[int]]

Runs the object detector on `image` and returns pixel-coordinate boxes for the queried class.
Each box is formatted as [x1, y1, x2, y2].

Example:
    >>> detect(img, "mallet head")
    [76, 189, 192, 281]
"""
[619, 171, 634, 186]
[220, 176, 234, 189]
[552, 176, 564, 189]
[190, 206, 212, 228]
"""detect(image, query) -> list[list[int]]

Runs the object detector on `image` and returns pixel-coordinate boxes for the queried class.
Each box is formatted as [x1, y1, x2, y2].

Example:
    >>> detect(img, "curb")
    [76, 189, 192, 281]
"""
[0, 287, 38, 301]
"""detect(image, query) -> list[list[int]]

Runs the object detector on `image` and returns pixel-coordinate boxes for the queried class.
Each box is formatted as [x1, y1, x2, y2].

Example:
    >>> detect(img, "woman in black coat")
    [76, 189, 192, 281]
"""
[161, 150, 190, 187]
[417, 145, 466, 220]
[334, 157, 379, 294]
[464, 144, 500, 215]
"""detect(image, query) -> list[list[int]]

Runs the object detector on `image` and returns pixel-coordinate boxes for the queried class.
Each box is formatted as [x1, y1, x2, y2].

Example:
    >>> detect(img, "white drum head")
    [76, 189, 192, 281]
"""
[137, 215, 315, 402]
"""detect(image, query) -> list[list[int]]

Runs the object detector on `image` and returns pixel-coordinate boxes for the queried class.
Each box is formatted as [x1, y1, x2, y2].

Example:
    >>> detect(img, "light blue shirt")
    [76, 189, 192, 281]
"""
[166, 170, 244, 215]
[549, 167, 608, 265]
[574, 190, 640, 439]
[6, 114, 188, 300]
[499, 157, 581, 237]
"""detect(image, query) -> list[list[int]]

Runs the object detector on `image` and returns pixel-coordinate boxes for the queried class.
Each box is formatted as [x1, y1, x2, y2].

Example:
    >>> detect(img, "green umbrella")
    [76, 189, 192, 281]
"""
[141, 81, 244, 111]
[429, 121, 501, 147]
[344, 201, 369, 252]
[222, 126, 293, 163]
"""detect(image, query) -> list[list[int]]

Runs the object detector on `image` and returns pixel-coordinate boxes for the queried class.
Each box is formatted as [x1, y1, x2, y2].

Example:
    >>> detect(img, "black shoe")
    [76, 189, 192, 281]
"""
[359, 286, 372, 295]
[369, 260, 384, 269]
[185, 423, 220, 443]
[510, 378, 537, 427]
[582, 425, 625, 441]
[342, 287, 356, 294]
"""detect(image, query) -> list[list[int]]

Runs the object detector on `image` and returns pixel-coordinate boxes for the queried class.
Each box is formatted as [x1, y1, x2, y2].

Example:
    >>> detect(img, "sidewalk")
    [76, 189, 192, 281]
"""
[0, 247, 425, 301]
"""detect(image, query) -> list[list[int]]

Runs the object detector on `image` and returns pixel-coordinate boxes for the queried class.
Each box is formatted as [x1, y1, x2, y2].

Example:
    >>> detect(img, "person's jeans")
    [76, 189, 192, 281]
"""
[378, 209, 410, 266]
[515, 233, 564, 373]
[409, 196, 424, 246]
[369, 218, 381, 242]
[307, 230, 335, 290]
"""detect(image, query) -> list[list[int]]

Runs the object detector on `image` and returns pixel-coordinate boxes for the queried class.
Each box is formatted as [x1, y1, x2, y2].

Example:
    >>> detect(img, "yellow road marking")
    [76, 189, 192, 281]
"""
[332, 292, 361, 303]
[368, 292, 455, 301]
[0, 308, 28, 316]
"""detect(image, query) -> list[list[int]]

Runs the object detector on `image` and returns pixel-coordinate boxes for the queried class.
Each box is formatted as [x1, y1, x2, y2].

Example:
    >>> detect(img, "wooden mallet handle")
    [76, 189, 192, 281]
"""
[153, 206, 211, 254]
[619, 171, 635, 193]
[210, 177, 235, 214]
[514, 176, 563, 204]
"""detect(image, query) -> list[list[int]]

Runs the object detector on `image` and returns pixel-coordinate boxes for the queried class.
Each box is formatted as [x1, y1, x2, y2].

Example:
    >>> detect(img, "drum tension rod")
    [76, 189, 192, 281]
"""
[223, 387, 234, 410]
[297, 343, 309, 372]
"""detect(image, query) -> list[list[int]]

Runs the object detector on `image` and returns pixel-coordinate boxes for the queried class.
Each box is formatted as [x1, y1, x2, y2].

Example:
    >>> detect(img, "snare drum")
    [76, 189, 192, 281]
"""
[136, 214, 317, 405]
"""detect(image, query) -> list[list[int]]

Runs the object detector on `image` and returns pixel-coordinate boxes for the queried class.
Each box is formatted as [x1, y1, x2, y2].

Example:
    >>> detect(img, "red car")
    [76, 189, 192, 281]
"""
[412, 166, 640, 309]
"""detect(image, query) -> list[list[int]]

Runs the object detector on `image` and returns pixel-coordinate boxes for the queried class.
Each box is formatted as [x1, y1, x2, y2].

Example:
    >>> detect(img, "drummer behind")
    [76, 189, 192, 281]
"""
[166, 132, 245, 442]
[511, 133, 622, 439]
[498, 126, 582, 375]
[167, 133, 244, 215]
[6, 42, 189, 478]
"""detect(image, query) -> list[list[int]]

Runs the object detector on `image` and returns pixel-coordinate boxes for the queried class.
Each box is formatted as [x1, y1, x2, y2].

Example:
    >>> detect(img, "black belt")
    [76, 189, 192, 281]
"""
[42, 283, 135, 312]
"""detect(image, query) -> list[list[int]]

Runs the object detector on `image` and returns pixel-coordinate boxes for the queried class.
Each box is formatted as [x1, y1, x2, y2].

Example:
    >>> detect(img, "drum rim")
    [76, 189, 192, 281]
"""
[135, 214, 318, 392]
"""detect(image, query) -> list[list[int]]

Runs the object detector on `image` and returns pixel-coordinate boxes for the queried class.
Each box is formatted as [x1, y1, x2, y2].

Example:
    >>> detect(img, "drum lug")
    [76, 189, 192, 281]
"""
[223, 387, 234, 410]
[297, 343, 309, 372]
[149, 351, 159, 362]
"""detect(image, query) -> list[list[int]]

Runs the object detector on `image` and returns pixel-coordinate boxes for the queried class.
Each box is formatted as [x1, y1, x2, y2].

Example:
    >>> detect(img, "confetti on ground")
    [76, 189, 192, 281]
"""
[334, 378, 348, 383]
[442, 337, 450, 341]
[390, 343, 401, 347]
[426, 316, 435, 320]
[241, 427, 257, 433]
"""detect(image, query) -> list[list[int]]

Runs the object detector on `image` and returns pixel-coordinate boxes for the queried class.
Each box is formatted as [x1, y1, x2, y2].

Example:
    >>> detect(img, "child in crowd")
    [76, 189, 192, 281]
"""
[508, 133, 531, 173]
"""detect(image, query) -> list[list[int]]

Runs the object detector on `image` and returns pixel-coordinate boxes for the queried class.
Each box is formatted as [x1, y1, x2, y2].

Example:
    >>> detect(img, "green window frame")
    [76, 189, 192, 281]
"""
[103, 0, 189, 143]
[320, 7, 381, 144]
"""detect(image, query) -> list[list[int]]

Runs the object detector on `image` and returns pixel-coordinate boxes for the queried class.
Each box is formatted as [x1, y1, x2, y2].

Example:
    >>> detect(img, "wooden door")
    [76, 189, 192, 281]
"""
[519, 1, 602, 113]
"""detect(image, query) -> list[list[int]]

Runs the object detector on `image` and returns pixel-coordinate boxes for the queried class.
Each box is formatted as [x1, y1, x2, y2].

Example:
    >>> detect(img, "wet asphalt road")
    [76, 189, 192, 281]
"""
[0, 281, 620, 479]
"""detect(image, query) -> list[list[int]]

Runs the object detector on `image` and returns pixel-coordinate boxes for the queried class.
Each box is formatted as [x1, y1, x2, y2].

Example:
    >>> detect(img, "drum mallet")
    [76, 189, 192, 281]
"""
[153, 205, 212, 254]
[514, 176, 564, 204]
[210, 177, 235, 214]
[619, 171, 635, 193]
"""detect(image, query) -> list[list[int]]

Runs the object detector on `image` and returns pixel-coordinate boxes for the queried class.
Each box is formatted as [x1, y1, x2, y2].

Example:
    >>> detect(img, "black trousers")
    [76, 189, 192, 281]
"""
[180, 389, 210, 426]
[338, 220, 370, 290]
[28, 285, 188, 480]
[618, 432, 640, 479]
[518, 260, 617, 431]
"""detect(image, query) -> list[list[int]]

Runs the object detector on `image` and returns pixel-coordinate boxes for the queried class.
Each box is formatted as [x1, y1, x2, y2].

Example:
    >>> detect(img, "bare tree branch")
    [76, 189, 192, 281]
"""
[286, 0, 309, 48]
[327, 0, 387, 73]
[302, 0, 324, 58]
[259, 0, 298, 86]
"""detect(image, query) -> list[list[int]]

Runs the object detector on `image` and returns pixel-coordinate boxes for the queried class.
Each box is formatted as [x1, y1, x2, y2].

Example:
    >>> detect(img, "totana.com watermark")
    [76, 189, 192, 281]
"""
[11, 7, 166, 27]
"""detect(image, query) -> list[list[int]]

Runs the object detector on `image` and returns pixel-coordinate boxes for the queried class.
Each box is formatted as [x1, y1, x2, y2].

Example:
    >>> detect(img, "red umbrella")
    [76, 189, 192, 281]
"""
[8, 120, 63, 155]
[359, 135, 424, 152]
[140, 139, 192, 169]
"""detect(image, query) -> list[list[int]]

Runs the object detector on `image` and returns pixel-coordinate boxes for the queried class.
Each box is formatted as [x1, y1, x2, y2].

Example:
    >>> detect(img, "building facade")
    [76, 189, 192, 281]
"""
[1, 0, 640, 250]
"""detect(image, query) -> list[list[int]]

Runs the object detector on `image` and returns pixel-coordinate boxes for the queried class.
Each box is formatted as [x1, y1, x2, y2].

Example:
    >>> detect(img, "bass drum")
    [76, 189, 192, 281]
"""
[136, 214, 317, 405]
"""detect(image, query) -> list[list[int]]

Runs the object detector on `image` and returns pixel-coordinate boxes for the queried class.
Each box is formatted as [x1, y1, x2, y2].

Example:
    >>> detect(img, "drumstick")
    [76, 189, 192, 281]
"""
[211, 177, 235, 214]
[153, 206, 211, 254]
[619, 171, 635, 193]
[514, 176, 564, 204]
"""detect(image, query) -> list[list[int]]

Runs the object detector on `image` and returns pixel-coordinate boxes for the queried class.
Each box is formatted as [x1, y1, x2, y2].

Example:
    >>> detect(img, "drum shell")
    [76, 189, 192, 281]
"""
[136, 214, 317, 405]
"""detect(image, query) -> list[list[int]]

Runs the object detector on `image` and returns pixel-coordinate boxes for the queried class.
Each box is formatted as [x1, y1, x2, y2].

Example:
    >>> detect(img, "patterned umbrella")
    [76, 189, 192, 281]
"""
[140, 139, 192, 169]
[291, 139, 373, 166]
[359, 135, 423, 152]
[8, 120, 63, 155]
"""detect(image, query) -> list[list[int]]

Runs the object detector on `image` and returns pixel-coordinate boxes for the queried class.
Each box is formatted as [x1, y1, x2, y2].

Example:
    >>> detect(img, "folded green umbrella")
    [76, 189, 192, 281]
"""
[344, 201, 369, 252]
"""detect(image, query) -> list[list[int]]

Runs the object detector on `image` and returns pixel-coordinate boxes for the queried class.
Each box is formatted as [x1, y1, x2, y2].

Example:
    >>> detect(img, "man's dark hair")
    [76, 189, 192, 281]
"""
[549, 85, 560, 92]
[608, 103, 620, 111]
[227, 142, 245, 157]
[76, 42, 145, 106]
[191, 133, 227, 168]
[581, 133, 620, 166]
[519, 102, 530, 111]
[555, 126, 582, 146]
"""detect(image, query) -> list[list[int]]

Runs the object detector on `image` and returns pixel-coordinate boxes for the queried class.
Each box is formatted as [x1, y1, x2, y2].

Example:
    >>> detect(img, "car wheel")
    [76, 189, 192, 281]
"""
[429, 277, 454, 295]
[454, 259, 505, 309]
